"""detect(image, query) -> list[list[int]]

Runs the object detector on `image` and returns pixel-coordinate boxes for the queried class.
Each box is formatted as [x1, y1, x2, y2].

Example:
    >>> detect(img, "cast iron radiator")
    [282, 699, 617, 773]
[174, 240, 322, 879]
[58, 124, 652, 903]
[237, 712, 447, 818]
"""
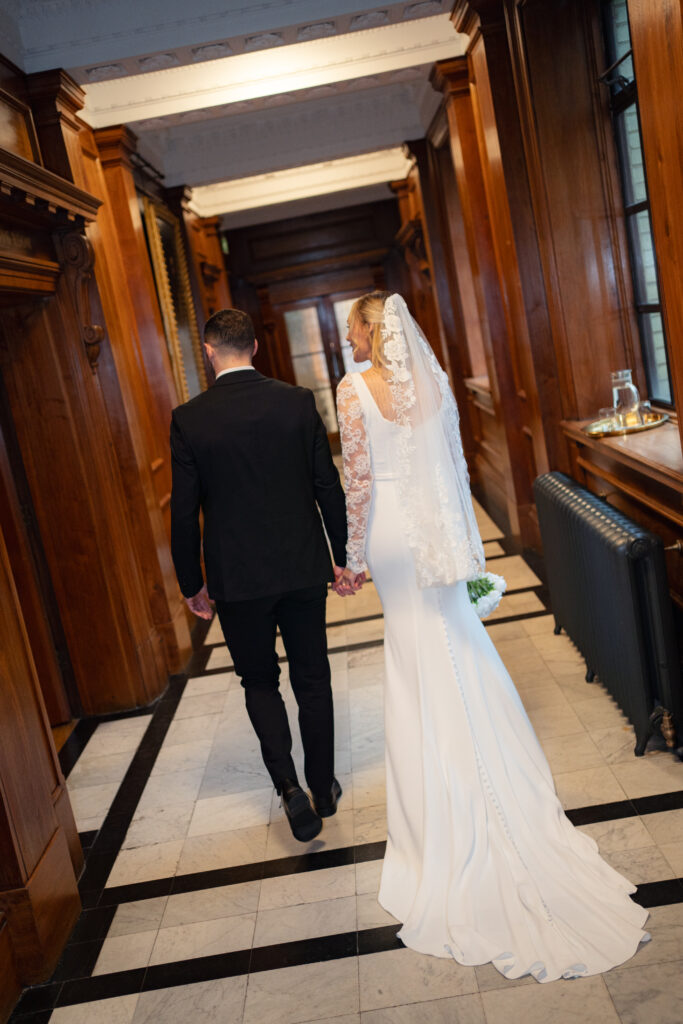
[533, 471, 683, 759]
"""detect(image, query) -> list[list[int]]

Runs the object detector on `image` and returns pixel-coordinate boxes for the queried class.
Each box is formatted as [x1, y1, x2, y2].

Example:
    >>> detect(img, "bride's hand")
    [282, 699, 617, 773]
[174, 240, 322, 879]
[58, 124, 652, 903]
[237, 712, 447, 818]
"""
[333, 566, 365, 596]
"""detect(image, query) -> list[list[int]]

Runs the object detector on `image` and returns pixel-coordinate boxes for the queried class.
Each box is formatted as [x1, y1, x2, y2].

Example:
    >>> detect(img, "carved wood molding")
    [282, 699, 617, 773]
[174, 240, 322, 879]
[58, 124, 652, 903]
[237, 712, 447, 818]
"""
[55, 231, 105, 372]
[451, 0, 506, 45]
[0, 253, 60, 295]
[200, 260, 222, 285]
[430, 57, 471, 98]
[396, 217, 428, 264]
[92, 125, 139, 171]
[0, 149, 100, 225]
[25, 69, 85, 135]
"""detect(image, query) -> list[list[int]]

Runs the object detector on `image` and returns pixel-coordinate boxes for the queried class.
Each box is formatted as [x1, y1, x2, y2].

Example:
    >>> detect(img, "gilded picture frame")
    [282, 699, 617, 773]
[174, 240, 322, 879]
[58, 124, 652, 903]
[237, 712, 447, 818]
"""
[141, 196, 207, 402]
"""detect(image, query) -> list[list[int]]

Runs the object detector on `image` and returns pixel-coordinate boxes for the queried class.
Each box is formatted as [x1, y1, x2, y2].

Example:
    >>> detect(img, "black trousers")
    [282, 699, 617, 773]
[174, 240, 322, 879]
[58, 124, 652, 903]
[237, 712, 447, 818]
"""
[215, 583, 334, 795]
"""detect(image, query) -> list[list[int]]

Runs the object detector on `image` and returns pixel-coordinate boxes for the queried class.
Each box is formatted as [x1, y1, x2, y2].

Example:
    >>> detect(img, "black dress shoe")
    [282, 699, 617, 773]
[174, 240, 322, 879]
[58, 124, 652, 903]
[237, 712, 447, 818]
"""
[280, 779, 322, 842]
[313, 777, 342, 818]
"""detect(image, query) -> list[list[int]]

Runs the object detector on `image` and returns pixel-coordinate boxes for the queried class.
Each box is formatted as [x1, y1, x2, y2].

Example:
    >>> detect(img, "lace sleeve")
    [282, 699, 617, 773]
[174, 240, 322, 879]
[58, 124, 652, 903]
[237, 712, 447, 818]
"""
[336, 375, 372, 573]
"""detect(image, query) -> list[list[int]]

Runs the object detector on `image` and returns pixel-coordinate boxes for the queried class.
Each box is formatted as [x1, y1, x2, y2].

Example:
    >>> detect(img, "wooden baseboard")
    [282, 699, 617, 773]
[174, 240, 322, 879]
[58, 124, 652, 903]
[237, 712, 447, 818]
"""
[0, 826, 80, 985]
[53, 784, 83, 880]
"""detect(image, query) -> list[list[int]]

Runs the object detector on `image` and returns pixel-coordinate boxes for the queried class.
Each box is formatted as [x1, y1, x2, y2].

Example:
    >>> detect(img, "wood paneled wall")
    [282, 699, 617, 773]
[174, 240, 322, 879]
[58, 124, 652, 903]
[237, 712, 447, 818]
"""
[0, 59, 219, 1017]
[0, 425, 80, 1000]
[415, 0, 683, 580]
[0, 522, 81, 986]
[505, 0, 642, 420]
[432, 50, 545, 540]
[25, 76, 192, 679]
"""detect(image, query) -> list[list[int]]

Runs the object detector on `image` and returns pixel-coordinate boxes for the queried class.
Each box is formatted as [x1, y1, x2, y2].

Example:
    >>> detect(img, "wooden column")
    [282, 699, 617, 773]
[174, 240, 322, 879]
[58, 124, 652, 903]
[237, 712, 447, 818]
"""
[389, 168, 449, 372]
[432, 54, 524, 535]
[93, 126, 179, 496]
[0, 523, 80, 993]
[628, 0, 683, 447]
[407, 130, 477, 461]
[28, 77, 191, 679]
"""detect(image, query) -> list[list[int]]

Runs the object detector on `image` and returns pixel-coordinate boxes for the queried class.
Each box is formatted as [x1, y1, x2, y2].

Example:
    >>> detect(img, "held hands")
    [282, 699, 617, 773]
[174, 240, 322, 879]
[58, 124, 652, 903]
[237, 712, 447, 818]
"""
[185, 583, 213, 620]
[333, 565, 366, 597]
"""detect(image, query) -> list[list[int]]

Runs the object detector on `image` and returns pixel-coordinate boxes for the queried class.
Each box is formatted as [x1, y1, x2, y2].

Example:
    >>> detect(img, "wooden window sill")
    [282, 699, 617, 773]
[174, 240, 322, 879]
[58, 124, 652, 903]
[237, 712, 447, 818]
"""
[562, 419, 683, 495]
[464, 374, 491, 396]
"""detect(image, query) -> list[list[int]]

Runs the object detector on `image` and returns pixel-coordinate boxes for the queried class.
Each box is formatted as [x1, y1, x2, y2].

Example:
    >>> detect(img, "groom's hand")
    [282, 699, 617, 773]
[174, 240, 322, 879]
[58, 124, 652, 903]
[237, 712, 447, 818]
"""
[333, 566, 365, 596]
[185, 583, 213, 620]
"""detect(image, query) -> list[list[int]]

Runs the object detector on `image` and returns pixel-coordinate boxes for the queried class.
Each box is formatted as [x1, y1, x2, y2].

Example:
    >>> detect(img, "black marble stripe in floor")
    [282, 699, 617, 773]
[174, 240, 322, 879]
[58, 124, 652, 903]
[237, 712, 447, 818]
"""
[100, 842, 364, 907]
[72, 785, 683, 912]
[15, 879, 683, 1018]
[77, 674, 189, 904]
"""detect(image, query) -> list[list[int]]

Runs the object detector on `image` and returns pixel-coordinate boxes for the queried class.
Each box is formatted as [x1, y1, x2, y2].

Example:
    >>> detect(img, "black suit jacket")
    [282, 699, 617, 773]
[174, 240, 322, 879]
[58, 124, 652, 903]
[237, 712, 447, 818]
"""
[170, 369, 347, 603]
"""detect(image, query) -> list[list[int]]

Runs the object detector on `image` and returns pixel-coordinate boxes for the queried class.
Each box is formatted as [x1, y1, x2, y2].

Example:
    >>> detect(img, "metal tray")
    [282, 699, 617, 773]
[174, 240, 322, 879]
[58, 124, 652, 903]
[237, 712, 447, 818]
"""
[583, 410, 670, 438]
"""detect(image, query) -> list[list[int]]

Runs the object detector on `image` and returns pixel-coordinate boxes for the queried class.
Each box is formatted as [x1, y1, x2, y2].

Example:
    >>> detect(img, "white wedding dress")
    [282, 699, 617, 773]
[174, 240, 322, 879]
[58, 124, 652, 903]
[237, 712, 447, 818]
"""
[337, 368, 649, 983]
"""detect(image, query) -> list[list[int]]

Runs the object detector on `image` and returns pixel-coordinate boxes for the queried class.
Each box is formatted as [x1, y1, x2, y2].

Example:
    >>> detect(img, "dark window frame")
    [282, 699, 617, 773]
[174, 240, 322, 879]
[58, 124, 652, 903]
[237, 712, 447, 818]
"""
[601, 1, 674, 407]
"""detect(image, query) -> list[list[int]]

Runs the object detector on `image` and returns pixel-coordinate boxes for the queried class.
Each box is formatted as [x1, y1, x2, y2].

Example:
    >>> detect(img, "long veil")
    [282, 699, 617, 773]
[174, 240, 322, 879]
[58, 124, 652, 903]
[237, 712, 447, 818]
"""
[382, 294, 485, 588]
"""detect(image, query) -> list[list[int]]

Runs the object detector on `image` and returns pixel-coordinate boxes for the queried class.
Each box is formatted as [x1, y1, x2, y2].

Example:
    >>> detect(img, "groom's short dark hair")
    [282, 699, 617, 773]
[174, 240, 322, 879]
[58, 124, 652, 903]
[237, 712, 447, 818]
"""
[204, 309, 255, 352]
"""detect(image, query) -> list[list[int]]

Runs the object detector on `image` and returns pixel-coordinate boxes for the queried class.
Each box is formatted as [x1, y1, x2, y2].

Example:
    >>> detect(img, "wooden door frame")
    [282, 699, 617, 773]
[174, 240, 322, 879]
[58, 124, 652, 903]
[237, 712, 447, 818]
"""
[0, 359, 80, 725]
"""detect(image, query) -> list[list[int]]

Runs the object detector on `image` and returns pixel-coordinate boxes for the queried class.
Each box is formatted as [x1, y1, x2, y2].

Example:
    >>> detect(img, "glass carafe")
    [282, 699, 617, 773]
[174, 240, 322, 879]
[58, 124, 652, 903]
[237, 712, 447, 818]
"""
[611, 369, 641, 423]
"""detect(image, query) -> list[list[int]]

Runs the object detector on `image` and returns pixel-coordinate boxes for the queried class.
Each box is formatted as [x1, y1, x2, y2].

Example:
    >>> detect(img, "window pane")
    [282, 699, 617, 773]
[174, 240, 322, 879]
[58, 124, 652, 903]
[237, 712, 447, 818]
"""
[639, 312, 672, 404]
[333, 296, 371, 374]
[284, 307, 324, 357]
[615, 105, 646, 205]
[605, 0, 634, 82]
[626, 209, 660, 305]
[291, 351, 330, 391]
[283, 306, 339, 431]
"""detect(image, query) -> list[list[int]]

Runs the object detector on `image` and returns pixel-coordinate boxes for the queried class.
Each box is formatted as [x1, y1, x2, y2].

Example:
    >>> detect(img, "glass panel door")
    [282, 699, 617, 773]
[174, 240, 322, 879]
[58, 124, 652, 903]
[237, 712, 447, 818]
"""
[333, 296, 372, 373]
[283, 306, 338, 433]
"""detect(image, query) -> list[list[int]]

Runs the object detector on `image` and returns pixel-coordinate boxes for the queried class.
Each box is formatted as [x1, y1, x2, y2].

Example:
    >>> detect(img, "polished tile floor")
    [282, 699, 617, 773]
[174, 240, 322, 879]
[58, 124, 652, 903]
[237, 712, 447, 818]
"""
[11, 502, 683, 1023]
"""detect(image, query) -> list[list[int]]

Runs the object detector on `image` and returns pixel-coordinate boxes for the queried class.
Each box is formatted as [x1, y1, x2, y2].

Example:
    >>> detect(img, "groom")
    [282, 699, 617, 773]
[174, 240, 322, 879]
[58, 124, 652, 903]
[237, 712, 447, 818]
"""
[170, 308, 355, 841]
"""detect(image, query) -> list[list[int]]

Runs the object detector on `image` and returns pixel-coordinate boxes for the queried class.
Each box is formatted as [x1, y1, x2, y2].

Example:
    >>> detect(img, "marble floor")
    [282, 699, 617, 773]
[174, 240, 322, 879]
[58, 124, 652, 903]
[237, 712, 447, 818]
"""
[11, 502, 683, 1024]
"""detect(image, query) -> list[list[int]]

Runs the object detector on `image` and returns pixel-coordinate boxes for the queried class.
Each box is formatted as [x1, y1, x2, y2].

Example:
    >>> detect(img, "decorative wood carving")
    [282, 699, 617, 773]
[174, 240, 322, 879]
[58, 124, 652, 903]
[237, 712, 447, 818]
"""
[55, 231, 105, 372]
[0, 147, 100, 225]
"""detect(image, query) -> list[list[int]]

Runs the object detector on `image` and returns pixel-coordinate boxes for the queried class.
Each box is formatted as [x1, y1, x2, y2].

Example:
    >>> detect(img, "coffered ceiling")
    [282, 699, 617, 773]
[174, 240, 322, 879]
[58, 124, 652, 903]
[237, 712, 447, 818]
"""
[4, 1, 467, 225]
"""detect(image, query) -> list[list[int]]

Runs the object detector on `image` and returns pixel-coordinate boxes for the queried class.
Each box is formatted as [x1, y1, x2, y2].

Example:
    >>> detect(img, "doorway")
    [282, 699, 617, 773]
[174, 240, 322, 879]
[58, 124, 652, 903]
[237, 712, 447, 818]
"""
[275, 290, 372, 448]
[0, 327, 80, 730]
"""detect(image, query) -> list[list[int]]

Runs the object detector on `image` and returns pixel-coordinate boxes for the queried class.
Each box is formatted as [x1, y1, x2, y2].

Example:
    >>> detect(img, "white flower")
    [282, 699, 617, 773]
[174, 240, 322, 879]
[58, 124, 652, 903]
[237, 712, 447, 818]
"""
[469, 572, 507, 620]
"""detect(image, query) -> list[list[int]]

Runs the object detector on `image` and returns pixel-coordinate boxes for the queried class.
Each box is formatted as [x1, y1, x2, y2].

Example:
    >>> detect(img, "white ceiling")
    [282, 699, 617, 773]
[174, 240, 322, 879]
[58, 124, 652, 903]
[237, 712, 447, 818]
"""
[6, 1, 467, 224]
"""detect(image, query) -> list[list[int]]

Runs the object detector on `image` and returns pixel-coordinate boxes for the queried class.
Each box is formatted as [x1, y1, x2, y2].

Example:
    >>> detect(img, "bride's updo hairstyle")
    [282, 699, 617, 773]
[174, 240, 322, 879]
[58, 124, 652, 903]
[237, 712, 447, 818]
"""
[349, 291, 391, 367]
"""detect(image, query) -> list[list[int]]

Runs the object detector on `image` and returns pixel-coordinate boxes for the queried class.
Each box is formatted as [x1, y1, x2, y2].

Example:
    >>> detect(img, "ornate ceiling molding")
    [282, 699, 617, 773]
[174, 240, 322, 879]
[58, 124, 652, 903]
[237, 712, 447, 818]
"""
[189, 147, 414, 218]
[139, 77, 433, 187]
[132, 65, 425, 131]
[14, 1, 452, 77]
[80, 15, 465, 126]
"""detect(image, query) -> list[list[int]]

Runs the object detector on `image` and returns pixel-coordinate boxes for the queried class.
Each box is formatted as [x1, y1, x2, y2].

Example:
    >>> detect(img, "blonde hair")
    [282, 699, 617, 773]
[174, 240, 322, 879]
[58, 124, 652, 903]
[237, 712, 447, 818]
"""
[349, 291, 391, 368]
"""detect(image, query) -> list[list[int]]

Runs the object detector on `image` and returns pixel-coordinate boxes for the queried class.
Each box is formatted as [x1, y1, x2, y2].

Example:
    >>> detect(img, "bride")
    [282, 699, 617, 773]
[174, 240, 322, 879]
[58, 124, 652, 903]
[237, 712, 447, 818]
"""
[334, 291, 649, 983]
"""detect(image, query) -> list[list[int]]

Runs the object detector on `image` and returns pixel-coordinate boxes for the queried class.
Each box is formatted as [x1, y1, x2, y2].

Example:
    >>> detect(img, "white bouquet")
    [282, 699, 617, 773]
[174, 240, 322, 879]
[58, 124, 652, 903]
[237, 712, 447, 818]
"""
[467, 572, 506, 619]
